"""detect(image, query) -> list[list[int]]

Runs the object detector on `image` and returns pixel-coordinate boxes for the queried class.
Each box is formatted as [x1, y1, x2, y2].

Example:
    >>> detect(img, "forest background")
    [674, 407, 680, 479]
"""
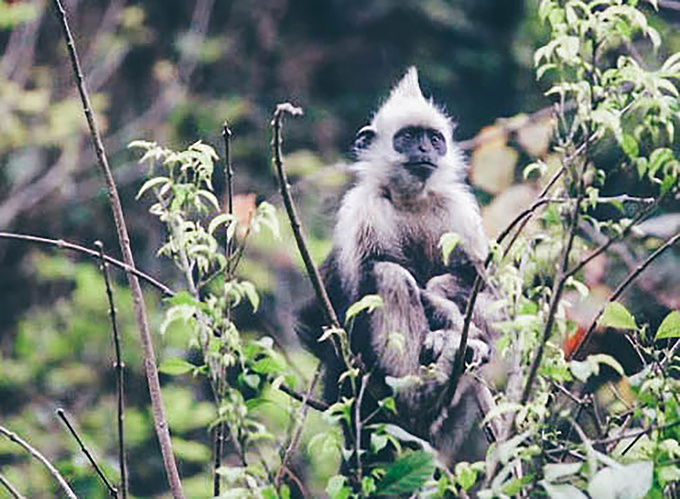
[0, 0, 679, 497]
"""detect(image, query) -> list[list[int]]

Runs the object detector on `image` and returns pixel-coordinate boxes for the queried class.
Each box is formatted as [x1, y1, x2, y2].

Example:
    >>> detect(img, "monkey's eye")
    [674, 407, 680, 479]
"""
[429, 130, 443, 145]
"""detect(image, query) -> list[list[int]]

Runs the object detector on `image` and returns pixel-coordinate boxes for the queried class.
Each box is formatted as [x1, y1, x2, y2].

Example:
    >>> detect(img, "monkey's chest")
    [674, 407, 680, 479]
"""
[398, 236, 477, 289]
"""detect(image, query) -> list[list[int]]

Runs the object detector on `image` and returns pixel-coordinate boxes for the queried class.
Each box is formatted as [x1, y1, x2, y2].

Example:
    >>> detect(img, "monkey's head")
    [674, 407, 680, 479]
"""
[352, 67, 467, 202]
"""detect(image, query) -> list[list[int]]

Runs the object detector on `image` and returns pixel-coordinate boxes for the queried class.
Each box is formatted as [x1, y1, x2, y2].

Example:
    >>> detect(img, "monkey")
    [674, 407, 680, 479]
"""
[297, 67, 499, 468]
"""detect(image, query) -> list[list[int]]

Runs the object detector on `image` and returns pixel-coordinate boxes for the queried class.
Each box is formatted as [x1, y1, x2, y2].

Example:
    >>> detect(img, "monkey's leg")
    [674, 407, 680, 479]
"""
[369, 261, 430, 378]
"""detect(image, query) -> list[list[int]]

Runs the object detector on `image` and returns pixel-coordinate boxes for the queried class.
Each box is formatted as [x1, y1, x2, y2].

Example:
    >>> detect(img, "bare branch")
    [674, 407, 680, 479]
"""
[275, 365, 323, 489]
[56, 409, 118, 497]
[0, 232, 173, 296]
[0, 474, 25, 499]
[271, 103, 341, 330]
[95, 241, 128, 499]
[0, 424, 77, 499]
[51, 1, 184, 496]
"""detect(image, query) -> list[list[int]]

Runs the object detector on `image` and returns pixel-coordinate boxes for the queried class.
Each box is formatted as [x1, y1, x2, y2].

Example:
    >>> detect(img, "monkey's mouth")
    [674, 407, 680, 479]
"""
[404, 161, 437, 181]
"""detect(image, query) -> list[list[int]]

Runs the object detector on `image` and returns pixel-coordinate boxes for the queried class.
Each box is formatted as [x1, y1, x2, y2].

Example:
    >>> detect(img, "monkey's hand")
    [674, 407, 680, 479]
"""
[421, 328, 490, 371]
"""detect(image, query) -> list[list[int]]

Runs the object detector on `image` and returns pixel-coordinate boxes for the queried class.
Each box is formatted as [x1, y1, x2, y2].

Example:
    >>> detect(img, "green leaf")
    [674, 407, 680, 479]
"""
[439, 232, 462, 266]
[208, 213, 235, 235]
[371, 433, 389, 453]
[252, 201, 280, 239]
[240, 281, 260, 312]
[587, 461, 653, 499]
[598, 302, 637, 330]
[455, 462, 479, 491]
[648, 148, 674, 177]
[326, 475, 350, 499]
[242, 373, 260, 390]
[620, 134, 639, 159]
[251, 355, 286, 375]
[136, 176, 171, 200]
[345, 294, 383, 323]
[374, 451, 435, 496]
[128, 139, 156, 150]
[197, 189, 220, 212]
[159, 357, 195, 375]
[171, 437, 211, 463]
[656, 311, 680, 340]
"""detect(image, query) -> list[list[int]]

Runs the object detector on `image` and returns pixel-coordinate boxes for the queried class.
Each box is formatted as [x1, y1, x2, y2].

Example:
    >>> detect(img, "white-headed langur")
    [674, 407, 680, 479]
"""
[298, 67, 500, 468]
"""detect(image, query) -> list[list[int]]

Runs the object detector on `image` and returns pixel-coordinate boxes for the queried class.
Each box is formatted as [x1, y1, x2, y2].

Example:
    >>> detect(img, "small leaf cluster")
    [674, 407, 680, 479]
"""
[132, 139, 293, 497]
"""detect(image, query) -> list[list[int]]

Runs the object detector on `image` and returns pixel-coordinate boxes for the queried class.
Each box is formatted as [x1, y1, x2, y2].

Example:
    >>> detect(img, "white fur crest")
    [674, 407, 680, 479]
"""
[370, 67, 453, 144]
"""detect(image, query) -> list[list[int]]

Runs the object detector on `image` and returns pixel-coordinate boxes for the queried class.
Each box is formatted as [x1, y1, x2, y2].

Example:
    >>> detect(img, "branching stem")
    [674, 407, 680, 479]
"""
[0, 425, 77, 499]
[51, 1, 183, 496]
[0, 232, 173, 296]
[57, 409, 118, 497]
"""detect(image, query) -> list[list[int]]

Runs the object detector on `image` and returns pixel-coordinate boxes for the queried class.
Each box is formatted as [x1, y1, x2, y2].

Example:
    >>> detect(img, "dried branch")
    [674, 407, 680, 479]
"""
[0, 474, 25, 499]
[0, 232, 173, 296]
[95, 241, 128, 499]
[0, 424, 77, 499]
[51, 1, 184, 496]
[56, 409, 118, 497]
[272, 103, 341, 330]
[271, 103, 332, 489]
[354, 373, 371, 486]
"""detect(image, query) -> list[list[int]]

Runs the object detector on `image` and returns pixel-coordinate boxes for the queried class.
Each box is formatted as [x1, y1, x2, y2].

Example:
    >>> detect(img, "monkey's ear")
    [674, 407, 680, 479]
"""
[352, 126, 377, 155]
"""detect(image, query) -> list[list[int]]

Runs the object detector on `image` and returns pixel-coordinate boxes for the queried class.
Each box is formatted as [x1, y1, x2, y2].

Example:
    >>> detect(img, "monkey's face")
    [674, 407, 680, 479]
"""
[350, 67, 468, 202]
[393, 125, 447, 182]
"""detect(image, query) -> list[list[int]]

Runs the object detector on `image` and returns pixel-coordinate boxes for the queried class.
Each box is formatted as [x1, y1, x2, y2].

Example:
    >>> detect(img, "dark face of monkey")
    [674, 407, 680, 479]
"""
[393, 126, 447, 181]
[392, 126, 446, 182]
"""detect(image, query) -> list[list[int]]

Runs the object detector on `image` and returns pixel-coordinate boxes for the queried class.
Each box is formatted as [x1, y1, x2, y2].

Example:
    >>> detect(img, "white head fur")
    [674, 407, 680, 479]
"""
[353, 67, 468, 190]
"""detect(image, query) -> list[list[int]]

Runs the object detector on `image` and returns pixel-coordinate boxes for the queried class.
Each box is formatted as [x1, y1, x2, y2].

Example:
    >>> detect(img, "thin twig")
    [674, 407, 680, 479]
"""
[277, 381, 329, 411]
[51, 2, 184, 496]
[223, 122, 235, 259]
[270, 103, 334, 489]
[597, 419, 680, 447]
[565, 191, 666, 285]
[0, 232, 173, 296]
[56, 409, 118, 497]
[275, 365, 323, 489]
[95, 241, 128, 499]
[213, 123, 233, 497]
[0, 474, 25, 499]
[0, 424, 77, 499]
[271, 103, 341, 330]
[522, 175, 585, 405]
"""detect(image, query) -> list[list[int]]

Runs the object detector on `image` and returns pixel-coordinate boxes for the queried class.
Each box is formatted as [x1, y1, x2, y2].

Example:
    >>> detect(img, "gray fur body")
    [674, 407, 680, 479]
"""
[298, 68, 498, 466]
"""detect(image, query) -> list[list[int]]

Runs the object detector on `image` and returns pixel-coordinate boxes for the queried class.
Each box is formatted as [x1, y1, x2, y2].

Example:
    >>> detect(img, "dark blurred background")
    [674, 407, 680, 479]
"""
[0, 0, 678, 496]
